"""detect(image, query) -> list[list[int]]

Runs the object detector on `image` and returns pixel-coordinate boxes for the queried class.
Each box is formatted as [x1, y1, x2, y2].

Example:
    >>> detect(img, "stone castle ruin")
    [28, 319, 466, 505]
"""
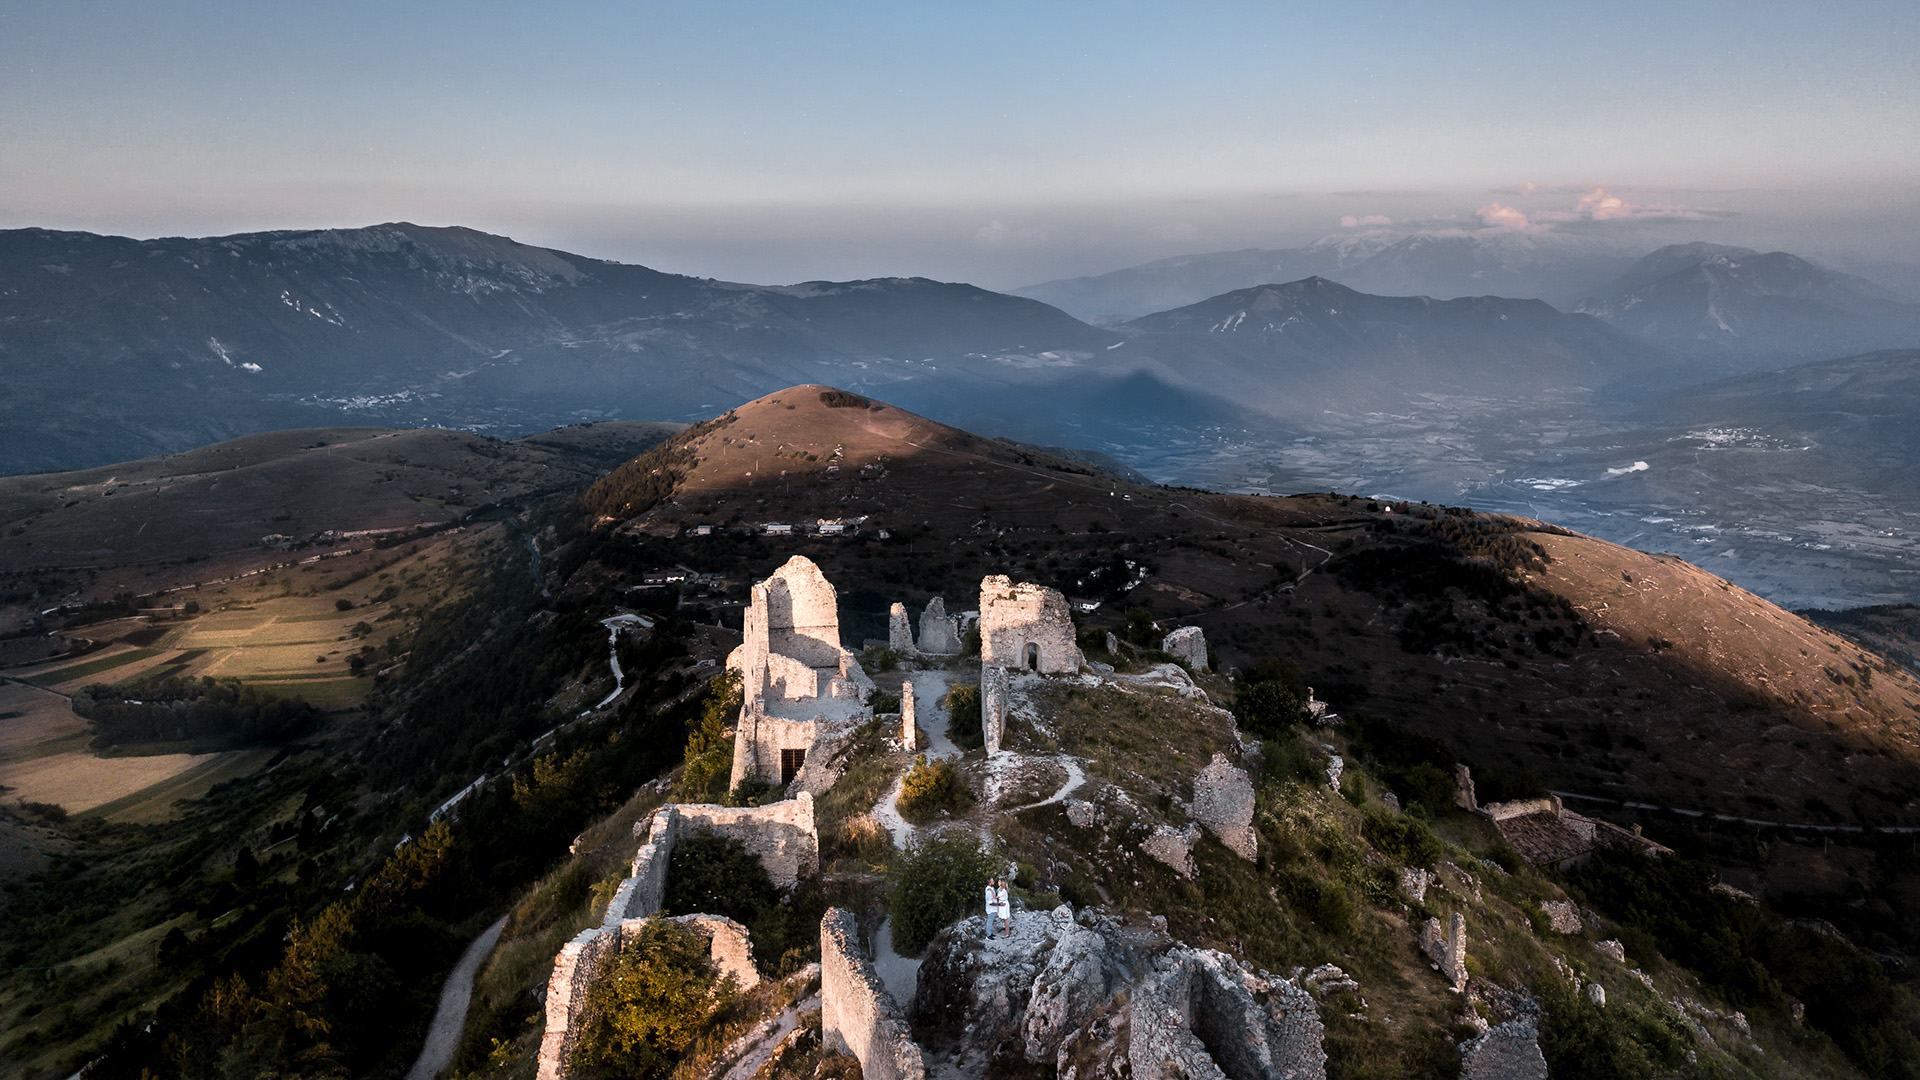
[729, 556, 875, 790]
[1481, 795, 1671, 869]
[538, 796, 819, 1080]
[976, 575, 1084, 754]
[979, 574, 1083, 674]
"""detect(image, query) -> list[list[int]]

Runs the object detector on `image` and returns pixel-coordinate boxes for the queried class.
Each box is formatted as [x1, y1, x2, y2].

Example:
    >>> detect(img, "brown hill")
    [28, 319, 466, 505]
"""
[0, 421, 679, 613]
[581, 385, 1920, 833]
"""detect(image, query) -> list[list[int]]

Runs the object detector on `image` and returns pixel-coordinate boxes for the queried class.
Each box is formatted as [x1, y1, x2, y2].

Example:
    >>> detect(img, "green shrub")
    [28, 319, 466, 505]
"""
[897, 756, 972, 823]
[942, 684, 983, 750]
[1232, 679, 1305, 738]
[1361, 807, 1443, 868]
[569, 920, 735, 1079]
[664, 834, 778, 928]
[888, 832, 999, 956]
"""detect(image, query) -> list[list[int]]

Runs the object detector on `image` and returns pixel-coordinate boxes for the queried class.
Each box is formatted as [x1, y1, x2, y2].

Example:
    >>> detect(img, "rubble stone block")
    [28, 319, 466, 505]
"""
[1143, 823, 1201, 879]
[1191, 753, 1257, 860]
[1594, 939, 1626, 964]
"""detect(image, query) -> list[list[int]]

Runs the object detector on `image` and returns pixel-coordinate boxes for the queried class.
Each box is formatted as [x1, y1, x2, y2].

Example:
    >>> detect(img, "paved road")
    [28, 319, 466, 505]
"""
[406, 914, 508, 1080]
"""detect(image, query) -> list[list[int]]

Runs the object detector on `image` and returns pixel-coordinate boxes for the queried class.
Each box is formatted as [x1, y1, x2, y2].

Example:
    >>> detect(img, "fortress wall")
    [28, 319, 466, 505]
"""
[820, 908, 927, 1080]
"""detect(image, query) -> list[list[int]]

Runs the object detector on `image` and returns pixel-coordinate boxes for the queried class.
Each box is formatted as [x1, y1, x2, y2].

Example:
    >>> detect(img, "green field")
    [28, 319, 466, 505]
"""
[24, 647, 162, 687]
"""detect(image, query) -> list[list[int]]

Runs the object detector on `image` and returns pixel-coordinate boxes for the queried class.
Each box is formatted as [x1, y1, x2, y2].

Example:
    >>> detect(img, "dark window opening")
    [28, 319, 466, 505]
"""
[780, 748, 806, 784]
[1026, 642, 1040, 671]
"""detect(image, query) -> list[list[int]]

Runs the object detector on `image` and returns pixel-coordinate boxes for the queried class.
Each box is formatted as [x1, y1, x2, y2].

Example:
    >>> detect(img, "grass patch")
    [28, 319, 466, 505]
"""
[25, 647, 162, 686]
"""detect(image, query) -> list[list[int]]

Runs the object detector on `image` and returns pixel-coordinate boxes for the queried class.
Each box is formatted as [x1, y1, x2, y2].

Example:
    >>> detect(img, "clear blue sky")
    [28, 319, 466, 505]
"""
[2, 1, 1915, 285]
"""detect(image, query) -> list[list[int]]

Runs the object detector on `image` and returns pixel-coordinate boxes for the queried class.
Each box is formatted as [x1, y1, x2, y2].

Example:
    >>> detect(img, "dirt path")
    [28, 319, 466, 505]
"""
[873, 668, 961, 850]
[405, 914, 508, 1080]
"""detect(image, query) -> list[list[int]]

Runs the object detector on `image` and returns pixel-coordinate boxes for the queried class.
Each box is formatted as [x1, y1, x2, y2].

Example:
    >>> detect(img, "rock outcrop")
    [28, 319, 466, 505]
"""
[1192, 752, 1257, 860]
[912, 906, 1326, 1080]
[1458, 1018, 1548, 1080]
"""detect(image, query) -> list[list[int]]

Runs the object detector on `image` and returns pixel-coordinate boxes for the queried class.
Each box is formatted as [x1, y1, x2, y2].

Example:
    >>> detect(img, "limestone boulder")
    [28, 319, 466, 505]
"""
[1191, 753, 1257, 860]
[1161, 626, 1208, 671]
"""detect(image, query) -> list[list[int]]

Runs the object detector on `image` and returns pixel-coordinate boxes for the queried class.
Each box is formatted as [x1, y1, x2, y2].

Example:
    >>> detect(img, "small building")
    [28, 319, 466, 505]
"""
[763, 523, 794, 536]
[690, 524, 714, 537]
[1482, 795, 1671, 869]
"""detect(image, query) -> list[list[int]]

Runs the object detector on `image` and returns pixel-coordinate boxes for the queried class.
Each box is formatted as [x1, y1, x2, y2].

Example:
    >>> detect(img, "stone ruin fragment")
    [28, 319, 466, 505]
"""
[916, 597, 962, 655]
[1161, 625, 1209, 671]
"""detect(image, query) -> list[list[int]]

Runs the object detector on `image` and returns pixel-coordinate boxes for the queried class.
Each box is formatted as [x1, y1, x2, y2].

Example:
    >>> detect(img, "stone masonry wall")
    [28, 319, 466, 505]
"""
[730, 708, 820, 788]
[917, 597, 962, 655]
[1458, 1018, 1549, 1080]
[889, 602, 915, 653]
[764, 556, 844, 667]
[981, 664, 1010, 754]
[1419, 913, 1469, 991]
[978, 575, 1083, 675]
[821, 907, 927, 1080]
[539, 797, 819, 1080]
[537, 914, 763, 1080]
[902, 680, 916, 751]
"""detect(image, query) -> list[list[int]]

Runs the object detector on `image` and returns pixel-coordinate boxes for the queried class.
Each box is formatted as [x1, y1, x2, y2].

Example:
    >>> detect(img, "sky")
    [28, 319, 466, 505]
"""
[2, 0, 1916, 287]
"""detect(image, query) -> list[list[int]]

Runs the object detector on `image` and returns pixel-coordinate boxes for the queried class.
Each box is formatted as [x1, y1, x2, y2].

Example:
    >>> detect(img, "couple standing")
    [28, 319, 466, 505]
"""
[983, 876, 1012, 939]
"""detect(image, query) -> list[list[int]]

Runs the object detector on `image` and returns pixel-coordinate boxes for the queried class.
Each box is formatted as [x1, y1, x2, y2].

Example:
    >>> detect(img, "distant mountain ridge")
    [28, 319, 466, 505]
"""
[1574, 243, 1920, 359]
[1015, 228, 1642, 318]
[1115, 276, 1655, 409]
[0, 223, 1140, 473]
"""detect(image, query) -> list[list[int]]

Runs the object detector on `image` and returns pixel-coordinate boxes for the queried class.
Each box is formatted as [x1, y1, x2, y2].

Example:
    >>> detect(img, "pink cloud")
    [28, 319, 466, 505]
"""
[1339, 214, 1392, 227]
[1476, 202, 1531, 229]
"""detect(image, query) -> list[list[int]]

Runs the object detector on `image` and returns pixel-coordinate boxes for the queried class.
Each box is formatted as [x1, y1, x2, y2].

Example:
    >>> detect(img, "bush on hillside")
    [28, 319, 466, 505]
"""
[1361, 807, 1443, 868]
[888, 832, 999, 956]
[942, 684, 983, 749]
[897, 756, 972, 823]
[570, 919, 734, 1079]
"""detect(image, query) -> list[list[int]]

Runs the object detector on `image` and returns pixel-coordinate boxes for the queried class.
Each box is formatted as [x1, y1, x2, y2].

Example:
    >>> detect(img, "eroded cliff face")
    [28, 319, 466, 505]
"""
[910, 905, 1327, 1080]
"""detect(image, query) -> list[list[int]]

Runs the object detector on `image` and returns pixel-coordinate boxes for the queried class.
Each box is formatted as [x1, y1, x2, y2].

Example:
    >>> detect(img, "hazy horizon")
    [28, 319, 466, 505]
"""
[4, 2, 1917, 288]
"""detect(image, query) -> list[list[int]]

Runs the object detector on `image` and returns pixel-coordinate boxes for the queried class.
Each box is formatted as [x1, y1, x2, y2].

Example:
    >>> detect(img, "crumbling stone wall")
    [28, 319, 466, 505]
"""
[981, 664, 1010, 754]
[917, 597, 962, 655]
[613, 795, 818, 925]
[889, 603, 915, 653]
[537, 914, 762, 1080]
[1458, 1018, 1548, 1080]
[763, 556, 845, 666]
[1191, 753, 1256, 860]
[1540, 900, 1582, 934]
[1420, 913, 1469, 991]
[901, 680, 916, 751]
[539, 798, 817, 1080]
[978, 575, 1083, 674]
[820, 907, 926, 1080]
[1162, 626, 1208, 672]
[730, 707, 820, 789]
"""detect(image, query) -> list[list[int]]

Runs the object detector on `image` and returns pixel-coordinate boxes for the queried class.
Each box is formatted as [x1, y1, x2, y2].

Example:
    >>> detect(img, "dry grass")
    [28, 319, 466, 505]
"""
[0, 682, 90, 765]
[0, 748, 223, 813]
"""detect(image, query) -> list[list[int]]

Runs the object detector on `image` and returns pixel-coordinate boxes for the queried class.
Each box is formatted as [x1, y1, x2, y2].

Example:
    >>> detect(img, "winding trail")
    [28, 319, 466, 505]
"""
[591, 613, 655, 711]
[405, 914, 508, 1080]
[1006, 757, 1086, 813]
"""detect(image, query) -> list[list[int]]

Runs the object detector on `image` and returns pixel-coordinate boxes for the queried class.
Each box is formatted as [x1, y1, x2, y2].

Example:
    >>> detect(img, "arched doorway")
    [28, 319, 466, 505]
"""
[1025, 642, 1040, 671]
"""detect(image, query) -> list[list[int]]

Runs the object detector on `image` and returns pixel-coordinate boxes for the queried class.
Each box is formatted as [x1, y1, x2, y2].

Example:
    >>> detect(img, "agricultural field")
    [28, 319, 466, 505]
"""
[0, 528, 492, 823]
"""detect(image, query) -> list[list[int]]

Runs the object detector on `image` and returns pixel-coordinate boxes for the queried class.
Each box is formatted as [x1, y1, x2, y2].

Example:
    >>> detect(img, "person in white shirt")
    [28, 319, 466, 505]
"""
[984, 877, 1000, 939]
[994, 879, 1012, 938]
